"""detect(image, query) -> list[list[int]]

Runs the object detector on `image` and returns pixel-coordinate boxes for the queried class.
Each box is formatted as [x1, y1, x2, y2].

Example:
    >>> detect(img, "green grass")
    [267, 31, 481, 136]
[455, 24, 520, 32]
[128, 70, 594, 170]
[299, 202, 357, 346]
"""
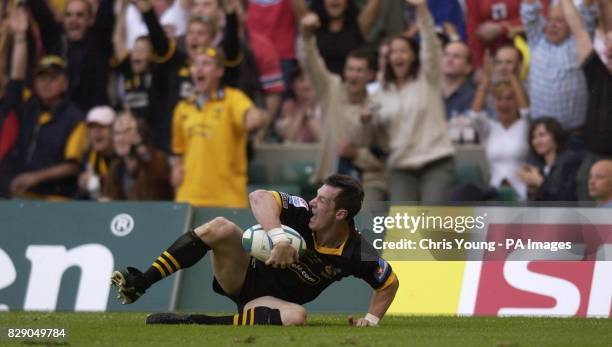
[2, 312, 612, 347]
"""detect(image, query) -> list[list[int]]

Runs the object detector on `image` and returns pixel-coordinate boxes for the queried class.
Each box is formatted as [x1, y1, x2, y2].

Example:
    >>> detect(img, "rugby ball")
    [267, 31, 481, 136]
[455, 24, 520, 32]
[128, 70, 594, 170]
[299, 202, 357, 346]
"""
[242, 224, 307, 262]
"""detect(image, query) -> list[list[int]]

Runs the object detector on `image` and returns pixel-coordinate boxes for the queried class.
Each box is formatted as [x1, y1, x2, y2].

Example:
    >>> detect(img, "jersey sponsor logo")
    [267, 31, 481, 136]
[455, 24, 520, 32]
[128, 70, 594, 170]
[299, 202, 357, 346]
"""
[374, 258, 390, 284]
[321, 265, 342, 279]
[279, 192, 289, 209]
[289, 196, 309, 209]
[187, 124, 211, 139]
[289, 262, 320, 285]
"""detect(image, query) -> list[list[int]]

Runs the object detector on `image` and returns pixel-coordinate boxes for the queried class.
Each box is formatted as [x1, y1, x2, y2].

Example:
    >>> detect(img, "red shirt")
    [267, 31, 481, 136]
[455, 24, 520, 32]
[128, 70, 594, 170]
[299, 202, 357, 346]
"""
[249, 31, 285, 94]
[466, 0, 549, 67]
[246, 0, 296, 60]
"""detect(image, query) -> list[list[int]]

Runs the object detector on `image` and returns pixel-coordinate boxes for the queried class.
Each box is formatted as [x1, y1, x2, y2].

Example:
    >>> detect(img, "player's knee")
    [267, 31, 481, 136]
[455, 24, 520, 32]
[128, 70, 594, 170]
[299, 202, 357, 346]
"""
[281, 306, 307, 326]
[194, 217, 236, 243]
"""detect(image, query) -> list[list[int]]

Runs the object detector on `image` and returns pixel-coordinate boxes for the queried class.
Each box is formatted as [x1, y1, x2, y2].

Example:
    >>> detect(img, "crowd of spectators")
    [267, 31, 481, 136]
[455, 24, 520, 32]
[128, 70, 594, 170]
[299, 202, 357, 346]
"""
[0, 0, 611, 207]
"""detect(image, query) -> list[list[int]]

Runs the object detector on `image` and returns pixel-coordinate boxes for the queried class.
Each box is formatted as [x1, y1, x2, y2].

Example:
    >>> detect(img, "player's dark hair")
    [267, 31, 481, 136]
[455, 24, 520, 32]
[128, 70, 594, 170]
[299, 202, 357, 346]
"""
[324, 174, 364, 221]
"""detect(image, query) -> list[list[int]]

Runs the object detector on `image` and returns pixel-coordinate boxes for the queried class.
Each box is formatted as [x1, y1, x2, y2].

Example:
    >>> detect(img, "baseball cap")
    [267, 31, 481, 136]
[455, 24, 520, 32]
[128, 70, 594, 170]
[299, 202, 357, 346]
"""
[86, 106, 116, 126]
[35, 55, 68, 76]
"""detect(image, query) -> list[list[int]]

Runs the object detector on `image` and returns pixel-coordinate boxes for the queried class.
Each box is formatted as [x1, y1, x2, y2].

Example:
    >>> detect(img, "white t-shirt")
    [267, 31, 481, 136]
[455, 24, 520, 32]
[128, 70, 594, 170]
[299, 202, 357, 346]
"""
[124, 0, 188, 50]
[469, 110, 530, 200]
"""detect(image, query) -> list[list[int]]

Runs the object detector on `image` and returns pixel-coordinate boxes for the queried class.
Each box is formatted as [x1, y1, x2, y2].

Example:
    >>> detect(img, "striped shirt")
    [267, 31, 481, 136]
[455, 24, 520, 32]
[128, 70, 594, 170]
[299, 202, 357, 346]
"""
[521, 1, 597, 130]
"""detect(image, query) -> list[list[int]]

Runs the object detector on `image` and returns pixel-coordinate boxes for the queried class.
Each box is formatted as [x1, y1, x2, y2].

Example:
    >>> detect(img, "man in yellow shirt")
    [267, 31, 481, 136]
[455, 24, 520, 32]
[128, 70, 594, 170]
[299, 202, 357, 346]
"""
[171, 46, 263, 207]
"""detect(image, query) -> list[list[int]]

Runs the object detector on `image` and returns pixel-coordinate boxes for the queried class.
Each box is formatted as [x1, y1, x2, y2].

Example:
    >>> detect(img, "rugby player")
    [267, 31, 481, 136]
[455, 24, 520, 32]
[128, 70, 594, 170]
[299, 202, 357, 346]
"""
[111, 174, 399, 327]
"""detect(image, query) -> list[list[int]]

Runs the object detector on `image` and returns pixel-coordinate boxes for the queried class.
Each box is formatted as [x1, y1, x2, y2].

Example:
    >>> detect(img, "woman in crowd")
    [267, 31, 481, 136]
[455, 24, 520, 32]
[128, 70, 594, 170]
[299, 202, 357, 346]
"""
[468, 57, 530, 200]
[311, 0, 383, 75]
[275, 67, 321, 143]
[517, 117, 582, 201]
[358, 0, 455, 202]
[102, 112, 173, 201]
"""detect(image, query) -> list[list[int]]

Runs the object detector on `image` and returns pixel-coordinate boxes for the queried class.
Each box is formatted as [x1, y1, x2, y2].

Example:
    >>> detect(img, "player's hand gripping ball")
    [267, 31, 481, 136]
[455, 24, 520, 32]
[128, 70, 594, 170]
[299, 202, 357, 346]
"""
[242, 224, 307, 262]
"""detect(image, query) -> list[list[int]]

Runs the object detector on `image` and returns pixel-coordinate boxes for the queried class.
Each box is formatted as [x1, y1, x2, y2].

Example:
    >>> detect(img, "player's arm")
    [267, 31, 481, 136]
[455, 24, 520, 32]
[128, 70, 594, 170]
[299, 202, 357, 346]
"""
[249, 190, 298, 268]
[349, 274, 399, 327]
[249, 190, 282, 231]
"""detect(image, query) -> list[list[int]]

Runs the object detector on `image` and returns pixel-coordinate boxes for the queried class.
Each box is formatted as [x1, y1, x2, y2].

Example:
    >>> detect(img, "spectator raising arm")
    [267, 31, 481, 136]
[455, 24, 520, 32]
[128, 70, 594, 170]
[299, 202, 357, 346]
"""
[412, 0, 443, 87]
[599, 0, 612, 32]
[520, 0, 546, 45]
[27, 0, 63, 55]
[113, 0, 130, 63]
[90, 0, 116, 52]
[357, 0, 384, 38]
[8, 7, 86, 196]
[298, 13, 332, 101]
[289, 0, 309, 19]
[560, 0, 593, 64]
[9, 6, 28, 81]
[137, 0, 174, 62]
[469, 54, 493, 137]
[220, 0, 244, 87]
[0, 5, 11, 87]
[245, 107, 265, 133]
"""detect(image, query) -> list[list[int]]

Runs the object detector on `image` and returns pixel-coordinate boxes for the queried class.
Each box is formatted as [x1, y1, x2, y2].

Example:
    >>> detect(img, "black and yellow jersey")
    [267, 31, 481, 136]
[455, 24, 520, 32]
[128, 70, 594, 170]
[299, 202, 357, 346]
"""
[245, 191, 396, 305]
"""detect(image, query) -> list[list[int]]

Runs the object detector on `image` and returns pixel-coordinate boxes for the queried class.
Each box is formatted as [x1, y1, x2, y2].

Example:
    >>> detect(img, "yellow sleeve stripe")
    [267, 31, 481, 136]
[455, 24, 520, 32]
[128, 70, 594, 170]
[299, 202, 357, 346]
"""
[163, 251, 181, 270]
[152, 39, 177, 64]
[157, 256, 174, 274]
[152, 262, 167, 278]
[249, 307, 255, 325]
[64, 122, 88, 161]
[376, 271, 397, 292]
[271, 191, 282, 209]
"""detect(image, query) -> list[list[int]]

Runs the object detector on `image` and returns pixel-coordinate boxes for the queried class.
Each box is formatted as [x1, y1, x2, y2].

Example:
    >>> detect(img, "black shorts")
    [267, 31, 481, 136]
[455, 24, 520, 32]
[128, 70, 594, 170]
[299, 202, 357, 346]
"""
[212, 257, 286, 311]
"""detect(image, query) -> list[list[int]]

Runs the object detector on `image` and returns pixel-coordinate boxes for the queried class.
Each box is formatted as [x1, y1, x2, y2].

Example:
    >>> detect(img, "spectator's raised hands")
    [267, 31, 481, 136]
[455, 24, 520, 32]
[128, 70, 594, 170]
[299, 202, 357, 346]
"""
[476, 21, 503, 43]
[224, 0, 243, 15]
[10, 5, 29, 35]
[300, 12, 320, 39]
[131, 0, 153, 13]
[481, 51, 494, 81]
[405, 0, 426, 6]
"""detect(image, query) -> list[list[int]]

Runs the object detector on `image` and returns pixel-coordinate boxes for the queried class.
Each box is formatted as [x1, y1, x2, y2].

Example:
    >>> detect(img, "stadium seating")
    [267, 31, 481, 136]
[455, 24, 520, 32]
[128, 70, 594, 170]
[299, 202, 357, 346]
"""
[455, 162, 485, 186]
[277, 160, 317, 199]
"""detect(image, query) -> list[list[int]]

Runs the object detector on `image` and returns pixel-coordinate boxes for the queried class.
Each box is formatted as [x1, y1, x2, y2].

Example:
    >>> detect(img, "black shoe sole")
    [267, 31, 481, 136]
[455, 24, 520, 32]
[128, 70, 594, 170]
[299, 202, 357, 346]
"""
[146, 313, 195, 325]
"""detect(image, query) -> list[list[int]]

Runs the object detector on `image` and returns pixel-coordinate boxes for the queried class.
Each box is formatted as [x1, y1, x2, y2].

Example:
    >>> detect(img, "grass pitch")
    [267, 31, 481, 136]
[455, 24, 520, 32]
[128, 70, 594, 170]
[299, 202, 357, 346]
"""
[3, 312, 612, 346]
